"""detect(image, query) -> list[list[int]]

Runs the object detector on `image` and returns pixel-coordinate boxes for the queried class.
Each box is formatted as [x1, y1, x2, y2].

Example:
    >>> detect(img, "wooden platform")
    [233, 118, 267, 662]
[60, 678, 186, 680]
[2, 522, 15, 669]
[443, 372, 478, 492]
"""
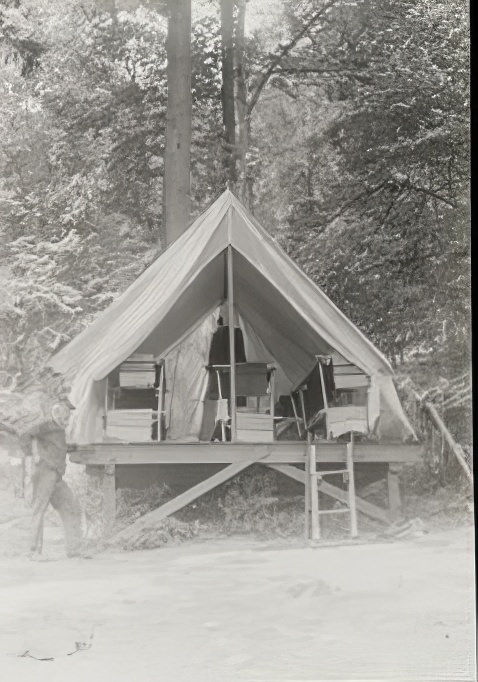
[69, 440, 421, 466]
[70, 440, 422, 537]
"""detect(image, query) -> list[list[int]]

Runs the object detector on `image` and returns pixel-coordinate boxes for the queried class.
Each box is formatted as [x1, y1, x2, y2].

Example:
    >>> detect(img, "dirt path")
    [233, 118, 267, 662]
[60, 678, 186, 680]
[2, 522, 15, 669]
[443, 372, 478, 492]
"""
[0, 526, 475, 682]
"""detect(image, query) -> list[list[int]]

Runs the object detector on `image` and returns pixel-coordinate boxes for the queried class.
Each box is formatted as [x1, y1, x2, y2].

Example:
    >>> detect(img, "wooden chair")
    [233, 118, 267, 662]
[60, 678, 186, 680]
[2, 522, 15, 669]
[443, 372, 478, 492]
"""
[298, 355, 370, 441]
[206, 363, 276, 442]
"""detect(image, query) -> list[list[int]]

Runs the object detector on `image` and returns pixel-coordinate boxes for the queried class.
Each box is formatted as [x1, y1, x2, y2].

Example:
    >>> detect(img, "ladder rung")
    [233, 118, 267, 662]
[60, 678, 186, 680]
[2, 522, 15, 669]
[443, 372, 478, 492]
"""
[317, 508, 350, 515]
[317, 469, 348, 477]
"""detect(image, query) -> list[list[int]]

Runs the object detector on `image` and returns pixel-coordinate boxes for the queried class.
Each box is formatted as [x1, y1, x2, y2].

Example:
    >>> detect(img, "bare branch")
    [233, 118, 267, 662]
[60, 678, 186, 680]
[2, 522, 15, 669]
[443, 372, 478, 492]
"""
[407, 184, 456, 208]
[320, 181, 389, 227]
[247, 0, 339, 116]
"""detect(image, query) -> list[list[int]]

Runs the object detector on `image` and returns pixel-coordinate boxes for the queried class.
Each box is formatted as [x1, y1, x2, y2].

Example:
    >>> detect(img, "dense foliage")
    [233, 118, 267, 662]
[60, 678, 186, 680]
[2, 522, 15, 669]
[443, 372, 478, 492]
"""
[252, 0, 469, 369]
[0, 0, 469, 386]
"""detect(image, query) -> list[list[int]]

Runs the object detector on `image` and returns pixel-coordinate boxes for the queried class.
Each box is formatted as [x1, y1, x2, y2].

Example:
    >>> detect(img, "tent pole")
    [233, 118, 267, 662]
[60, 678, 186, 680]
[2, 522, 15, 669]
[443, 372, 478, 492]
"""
[317, 359, 329, 439]
[103, 376, 109, 437]
[290, 393, 302, 438]
[227, 244, 237, 441]
[157, 362, 164, 441]
[317, 360, 329, 411]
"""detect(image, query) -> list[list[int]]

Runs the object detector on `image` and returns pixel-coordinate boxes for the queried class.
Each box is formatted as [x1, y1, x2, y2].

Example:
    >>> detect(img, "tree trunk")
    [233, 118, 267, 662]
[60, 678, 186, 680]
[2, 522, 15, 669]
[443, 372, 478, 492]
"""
[234, 0, 252, 207]
[220, 0, 236, 186]
[161, 0, 192, 246]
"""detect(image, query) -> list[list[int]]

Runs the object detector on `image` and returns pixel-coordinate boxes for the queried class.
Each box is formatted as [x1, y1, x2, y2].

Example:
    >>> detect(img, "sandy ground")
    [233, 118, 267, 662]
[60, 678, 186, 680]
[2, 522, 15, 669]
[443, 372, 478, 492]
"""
[0, 521, 475, 682]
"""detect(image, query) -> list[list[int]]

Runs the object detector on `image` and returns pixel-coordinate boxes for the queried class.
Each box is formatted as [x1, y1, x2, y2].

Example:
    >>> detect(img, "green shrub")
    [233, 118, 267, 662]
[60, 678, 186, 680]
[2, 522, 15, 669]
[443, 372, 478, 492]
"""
[118, 517, 200, 551]
[115, 482, 172, 527]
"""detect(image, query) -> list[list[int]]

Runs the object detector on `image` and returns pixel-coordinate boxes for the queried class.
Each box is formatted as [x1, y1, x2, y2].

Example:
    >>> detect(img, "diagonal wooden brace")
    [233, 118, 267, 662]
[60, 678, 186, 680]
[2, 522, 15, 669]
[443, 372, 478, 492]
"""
[266, 463, 390, 524]
[114, 458, 263, 542]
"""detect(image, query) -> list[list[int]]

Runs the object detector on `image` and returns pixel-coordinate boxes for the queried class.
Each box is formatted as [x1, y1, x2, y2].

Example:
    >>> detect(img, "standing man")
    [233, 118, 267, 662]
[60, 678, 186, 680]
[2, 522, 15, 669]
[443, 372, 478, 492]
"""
[19, 395, 84, 559]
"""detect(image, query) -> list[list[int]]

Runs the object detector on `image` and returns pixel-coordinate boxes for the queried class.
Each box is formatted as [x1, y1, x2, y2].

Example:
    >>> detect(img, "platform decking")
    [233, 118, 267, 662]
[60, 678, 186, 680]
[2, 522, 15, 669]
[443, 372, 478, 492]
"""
[69, 440, 421, 466]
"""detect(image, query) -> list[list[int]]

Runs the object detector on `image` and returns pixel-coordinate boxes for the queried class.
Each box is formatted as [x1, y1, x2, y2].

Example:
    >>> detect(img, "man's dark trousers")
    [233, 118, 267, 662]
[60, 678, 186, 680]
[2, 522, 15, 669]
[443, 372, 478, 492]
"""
[31, 460, 82, 556]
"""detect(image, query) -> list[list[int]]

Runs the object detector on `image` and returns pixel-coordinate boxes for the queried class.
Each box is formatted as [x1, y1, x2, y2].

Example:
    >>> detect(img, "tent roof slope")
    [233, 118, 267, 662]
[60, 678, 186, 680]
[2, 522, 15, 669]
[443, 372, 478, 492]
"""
[50, 191, 231, 378]
[226, 194, 392, 375]
[50, 189, 393, 380]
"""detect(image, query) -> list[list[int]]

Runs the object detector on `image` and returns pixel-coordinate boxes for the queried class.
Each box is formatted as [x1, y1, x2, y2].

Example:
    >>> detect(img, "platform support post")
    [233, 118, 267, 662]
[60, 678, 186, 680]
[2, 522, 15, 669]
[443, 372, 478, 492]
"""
[347, 434, 358, 538]
[387, 463, 402, 520]
[307, 435, 320, 540]
[103, 464, 116, 536]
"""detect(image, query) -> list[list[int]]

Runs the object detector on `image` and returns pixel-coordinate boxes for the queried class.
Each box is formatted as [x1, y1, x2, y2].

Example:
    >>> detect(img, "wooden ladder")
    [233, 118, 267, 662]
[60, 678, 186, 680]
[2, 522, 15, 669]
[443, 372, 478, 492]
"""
[305, 432, 358, 540]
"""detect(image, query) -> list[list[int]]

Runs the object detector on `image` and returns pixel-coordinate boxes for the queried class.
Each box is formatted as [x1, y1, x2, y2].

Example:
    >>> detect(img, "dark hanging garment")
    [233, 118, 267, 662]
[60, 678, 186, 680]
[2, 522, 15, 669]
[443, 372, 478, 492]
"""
[301, 360, 336, 421]
[321, 360, 335, 402]
[208, 326, 246, 365]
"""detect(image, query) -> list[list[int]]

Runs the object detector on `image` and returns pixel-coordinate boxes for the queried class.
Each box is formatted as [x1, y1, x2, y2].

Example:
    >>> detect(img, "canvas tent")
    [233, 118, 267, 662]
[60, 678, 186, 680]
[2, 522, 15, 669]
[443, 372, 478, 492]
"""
[50, 190, 415, 445]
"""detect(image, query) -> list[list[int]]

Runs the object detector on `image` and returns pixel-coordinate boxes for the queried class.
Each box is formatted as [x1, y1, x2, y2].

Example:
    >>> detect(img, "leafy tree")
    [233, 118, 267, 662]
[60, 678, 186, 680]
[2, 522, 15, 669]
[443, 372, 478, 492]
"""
[0, 0, 470, 386]
[0, 2, 178, 377]
[253, 0, 469, 369]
